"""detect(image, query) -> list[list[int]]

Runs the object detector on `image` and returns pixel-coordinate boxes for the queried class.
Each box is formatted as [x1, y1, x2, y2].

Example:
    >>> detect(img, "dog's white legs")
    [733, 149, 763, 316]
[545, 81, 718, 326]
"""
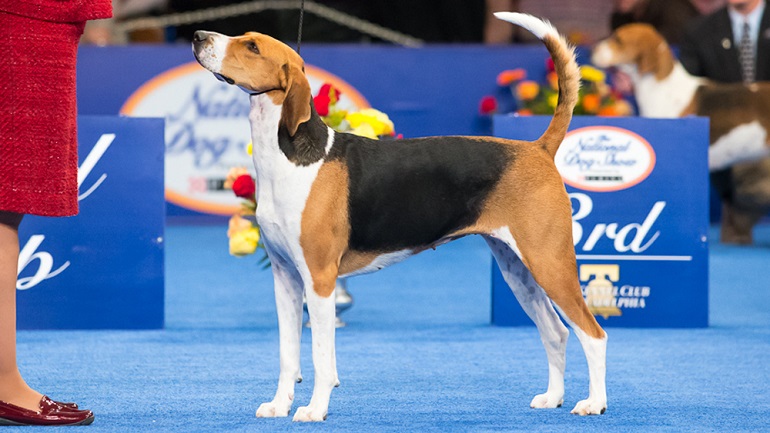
[293, 283, 338, 422]
[256, 262, 304, 418]
[485, 235, 568, 409]
[561, 314, 607, 415]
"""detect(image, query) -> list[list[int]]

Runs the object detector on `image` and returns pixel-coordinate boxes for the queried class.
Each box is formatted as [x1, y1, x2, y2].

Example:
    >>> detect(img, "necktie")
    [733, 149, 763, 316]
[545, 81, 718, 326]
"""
[739, 21, 755, 84]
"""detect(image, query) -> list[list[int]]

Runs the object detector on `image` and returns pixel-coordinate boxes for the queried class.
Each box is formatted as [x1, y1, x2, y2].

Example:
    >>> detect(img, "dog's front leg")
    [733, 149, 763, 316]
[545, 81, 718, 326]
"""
[293, 275, 338, 422]
[256, 262, 304, 418]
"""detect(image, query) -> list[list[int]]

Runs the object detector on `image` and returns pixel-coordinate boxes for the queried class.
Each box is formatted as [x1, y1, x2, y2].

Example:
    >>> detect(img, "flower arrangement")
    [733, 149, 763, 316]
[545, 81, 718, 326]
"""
[481, 59, 633, 117]
[313, 83, 398, 139]
[225, 83, 398, 259]
[224, 166, 268, 262]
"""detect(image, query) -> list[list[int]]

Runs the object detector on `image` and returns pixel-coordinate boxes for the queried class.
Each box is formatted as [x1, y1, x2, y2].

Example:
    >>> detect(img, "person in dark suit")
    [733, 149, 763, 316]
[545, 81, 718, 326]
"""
[680, 0, 770, 244]
[611, 0, 702, 45]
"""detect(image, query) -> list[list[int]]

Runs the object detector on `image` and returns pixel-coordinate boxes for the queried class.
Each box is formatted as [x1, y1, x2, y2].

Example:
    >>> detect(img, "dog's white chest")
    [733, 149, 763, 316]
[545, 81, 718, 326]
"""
[636, 64, 703, 118]
[248, 95, 334, 260]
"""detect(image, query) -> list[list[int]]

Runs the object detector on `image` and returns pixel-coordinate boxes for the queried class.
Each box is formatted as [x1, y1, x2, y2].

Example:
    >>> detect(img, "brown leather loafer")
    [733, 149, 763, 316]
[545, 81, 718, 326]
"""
[0, 396, 94, 426]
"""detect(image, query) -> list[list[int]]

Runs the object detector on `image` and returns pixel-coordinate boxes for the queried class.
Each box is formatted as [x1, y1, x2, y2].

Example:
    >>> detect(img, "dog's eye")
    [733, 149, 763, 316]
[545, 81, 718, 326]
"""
[246, 41, 259, 54]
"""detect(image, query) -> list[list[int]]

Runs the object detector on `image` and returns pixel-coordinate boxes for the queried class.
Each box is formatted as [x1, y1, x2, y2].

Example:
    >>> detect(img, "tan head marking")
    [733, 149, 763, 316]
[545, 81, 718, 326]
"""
[219, 32, 312, 136]
[594, 24, 674, 80]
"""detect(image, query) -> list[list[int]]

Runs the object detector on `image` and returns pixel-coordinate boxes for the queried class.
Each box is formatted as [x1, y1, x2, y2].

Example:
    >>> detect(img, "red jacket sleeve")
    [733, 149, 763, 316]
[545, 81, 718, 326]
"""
[0, 0, 112, 23]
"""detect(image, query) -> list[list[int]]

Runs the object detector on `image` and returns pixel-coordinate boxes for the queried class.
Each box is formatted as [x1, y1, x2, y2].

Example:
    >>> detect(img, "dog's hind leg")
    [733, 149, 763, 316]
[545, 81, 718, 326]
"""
[503, 189, 607, 415]
[293, 267, 339, 422]
[256, 258, 304, 418]
[485, 234, 568, 409]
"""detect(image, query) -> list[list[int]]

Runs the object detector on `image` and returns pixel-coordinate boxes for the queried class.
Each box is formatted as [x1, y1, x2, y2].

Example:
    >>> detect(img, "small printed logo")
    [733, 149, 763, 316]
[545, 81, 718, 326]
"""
[579, 264, 651, 319]
[580, 264, 622, 319]
[120, 62, 370, 215]
[555, 126, 656, 192]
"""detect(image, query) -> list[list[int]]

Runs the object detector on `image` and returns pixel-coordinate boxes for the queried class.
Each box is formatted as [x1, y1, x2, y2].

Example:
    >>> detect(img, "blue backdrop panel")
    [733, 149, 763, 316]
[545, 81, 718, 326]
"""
[491, 116, 709, 328]
[16, 116, 165, 329]
[77, 44, 570, 138]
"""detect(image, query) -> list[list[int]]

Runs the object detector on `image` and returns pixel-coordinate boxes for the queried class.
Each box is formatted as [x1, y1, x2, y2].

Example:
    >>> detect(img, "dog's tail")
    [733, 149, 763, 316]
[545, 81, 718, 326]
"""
[494, 12, 579, 159]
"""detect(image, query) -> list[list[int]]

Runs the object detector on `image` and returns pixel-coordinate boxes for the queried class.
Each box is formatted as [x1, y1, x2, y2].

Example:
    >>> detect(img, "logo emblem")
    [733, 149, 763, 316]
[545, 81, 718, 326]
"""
[121, 62, 370, 215]
[580, 264, 622, 319]
[555, 126, 656, 192]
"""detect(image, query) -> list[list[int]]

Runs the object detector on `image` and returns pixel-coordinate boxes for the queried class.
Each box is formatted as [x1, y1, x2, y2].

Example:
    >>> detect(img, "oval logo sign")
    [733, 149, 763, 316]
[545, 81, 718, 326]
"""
[555, 126, 656, 192]
[120, 62, 369, 215]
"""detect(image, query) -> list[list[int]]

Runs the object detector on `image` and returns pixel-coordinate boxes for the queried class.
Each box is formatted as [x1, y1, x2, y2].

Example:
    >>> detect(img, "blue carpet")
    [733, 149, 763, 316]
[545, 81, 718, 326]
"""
[11, 224, 770, 432]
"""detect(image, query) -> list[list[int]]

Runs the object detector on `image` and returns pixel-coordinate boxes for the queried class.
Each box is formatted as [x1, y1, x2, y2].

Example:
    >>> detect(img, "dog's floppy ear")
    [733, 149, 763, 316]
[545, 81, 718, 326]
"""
[281, 63, 312, 137]
[636, 31, 673, 80]
[637, 40, 658, 76]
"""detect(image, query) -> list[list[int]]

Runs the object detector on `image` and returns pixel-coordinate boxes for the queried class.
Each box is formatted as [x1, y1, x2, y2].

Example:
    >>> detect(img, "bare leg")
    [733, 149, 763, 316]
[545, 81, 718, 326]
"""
[0, 211, 43, 410]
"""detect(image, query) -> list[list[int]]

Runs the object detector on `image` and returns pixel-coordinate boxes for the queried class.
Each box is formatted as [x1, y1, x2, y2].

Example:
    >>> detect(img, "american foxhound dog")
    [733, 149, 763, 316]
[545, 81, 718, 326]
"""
[592, 24, 770, 244]
[193, 12, 607, 421]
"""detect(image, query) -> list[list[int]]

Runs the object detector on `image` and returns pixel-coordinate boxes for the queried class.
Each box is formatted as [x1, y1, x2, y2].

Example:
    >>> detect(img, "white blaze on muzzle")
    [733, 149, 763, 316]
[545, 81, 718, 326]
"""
[193, 31, 229, 74]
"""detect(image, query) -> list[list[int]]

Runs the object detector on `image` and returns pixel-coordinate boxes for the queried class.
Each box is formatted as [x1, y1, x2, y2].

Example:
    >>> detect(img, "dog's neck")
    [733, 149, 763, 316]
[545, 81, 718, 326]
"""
[624, 61, 707, 118]
[248, 93, 331, 171]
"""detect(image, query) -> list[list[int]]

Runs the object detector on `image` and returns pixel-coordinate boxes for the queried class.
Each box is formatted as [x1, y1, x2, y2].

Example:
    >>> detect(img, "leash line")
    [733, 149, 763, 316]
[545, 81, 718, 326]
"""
[296, 0, 304, 54]
[117, 0, 423, 47]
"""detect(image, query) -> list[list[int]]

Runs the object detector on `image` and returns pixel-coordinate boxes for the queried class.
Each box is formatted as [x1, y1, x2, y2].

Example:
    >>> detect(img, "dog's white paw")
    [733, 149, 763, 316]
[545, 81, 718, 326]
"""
[530, 392, 564, 409]
[256, 401, 291, 418]
[570, 398, 607, 415]
[292, 406, 327, 422]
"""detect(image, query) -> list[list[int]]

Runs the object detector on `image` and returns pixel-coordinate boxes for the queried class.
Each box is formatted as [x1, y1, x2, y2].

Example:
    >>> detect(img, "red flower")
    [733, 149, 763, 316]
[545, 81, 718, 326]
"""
[232, 174, 256, 201]
[313, 83, 341, 117]
[479, 95, 498, 115]
[314, 93, 331, 116]
[546, 57, 555, 72]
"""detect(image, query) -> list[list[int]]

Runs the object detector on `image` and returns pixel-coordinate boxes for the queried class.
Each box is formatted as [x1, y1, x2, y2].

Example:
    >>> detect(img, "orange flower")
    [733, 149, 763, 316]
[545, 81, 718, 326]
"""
[516, 109, 533, 116]
[598, 106, 619, 117]
[582, 94, 600, 113]
[546, 71, 559, 90]
[516, 81, 540, 101]
[497, 68, 526, 86]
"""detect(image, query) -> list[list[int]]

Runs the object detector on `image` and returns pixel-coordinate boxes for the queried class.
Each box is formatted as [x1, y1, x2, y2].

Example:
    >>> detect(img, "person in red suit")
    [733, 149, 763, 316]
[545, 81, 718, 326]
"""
[0, 0, 111, 426]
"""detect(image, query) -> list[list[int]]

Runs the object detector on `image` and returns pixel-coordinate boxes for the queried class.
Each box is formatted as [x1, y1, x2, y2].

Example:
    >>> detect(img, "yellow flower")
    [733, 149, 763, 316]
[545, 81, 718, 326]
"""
[516, 81, 540, 101]
[346, 109, 395, 137]
[580, 65, 606, 83]
[229, 226, 260, 256]
[246, 142, 253, 156]
[224, 167, 250, 190]
[227, 215, 253, 238]
[547, 92, 559, 109]
[349, 122, 378, 139]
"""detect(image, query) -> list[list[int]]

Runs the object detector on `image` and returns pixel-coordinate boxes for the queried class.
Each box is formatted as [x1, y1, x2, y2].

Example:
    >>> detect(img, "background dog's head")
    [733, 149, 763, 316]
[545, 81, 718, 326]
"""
[192, 31, 312, 136]
[592, 24, 673, 80]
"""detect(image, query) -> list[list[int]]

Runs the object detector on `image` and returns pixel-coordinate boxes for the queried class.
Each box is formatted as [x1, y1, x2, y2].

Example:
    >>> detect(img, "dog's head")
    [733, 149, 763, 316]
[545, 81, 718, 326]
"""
[591, 24, 673, 80]
[192, 31, 312, 136]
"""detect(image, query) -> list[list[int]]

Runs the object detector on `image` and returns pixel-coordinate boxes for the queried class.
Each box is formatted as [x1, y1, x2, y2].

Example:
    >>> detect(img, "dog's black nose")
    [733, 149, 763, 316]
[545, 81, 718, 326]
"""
[193, 31, 208, 43]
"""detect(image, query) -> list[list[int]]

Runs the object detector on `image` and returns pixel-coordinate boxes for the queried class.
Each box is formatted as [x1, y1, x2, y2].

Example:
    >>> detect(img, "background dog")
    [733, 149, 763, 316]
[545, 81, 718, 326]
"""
[592, 23, 770, 244]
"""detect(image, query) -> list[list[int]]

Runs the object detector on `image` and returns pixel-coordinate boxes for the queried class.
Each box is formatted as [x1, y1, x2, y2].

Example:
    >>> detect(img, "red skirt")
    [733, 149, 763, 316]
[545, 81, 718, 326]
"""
[0, 12, 85, 216]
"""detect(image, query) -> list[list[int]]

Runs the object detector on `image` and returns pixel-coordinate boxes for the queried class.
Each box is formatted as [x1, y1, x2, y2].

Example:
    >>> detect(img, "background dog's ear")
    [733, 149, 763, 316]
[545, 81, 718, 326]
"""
[636, 33, 673, 80]
[281, 63, 312, 137]
[637, 41, 658, 76]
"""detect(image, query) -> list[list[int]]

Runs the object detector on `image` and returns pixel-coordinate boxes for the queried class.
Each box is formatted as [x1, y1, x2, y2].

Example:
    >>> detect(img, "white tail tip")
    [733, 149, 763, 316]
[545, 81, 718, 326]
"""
[493, 12, 557, 40]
